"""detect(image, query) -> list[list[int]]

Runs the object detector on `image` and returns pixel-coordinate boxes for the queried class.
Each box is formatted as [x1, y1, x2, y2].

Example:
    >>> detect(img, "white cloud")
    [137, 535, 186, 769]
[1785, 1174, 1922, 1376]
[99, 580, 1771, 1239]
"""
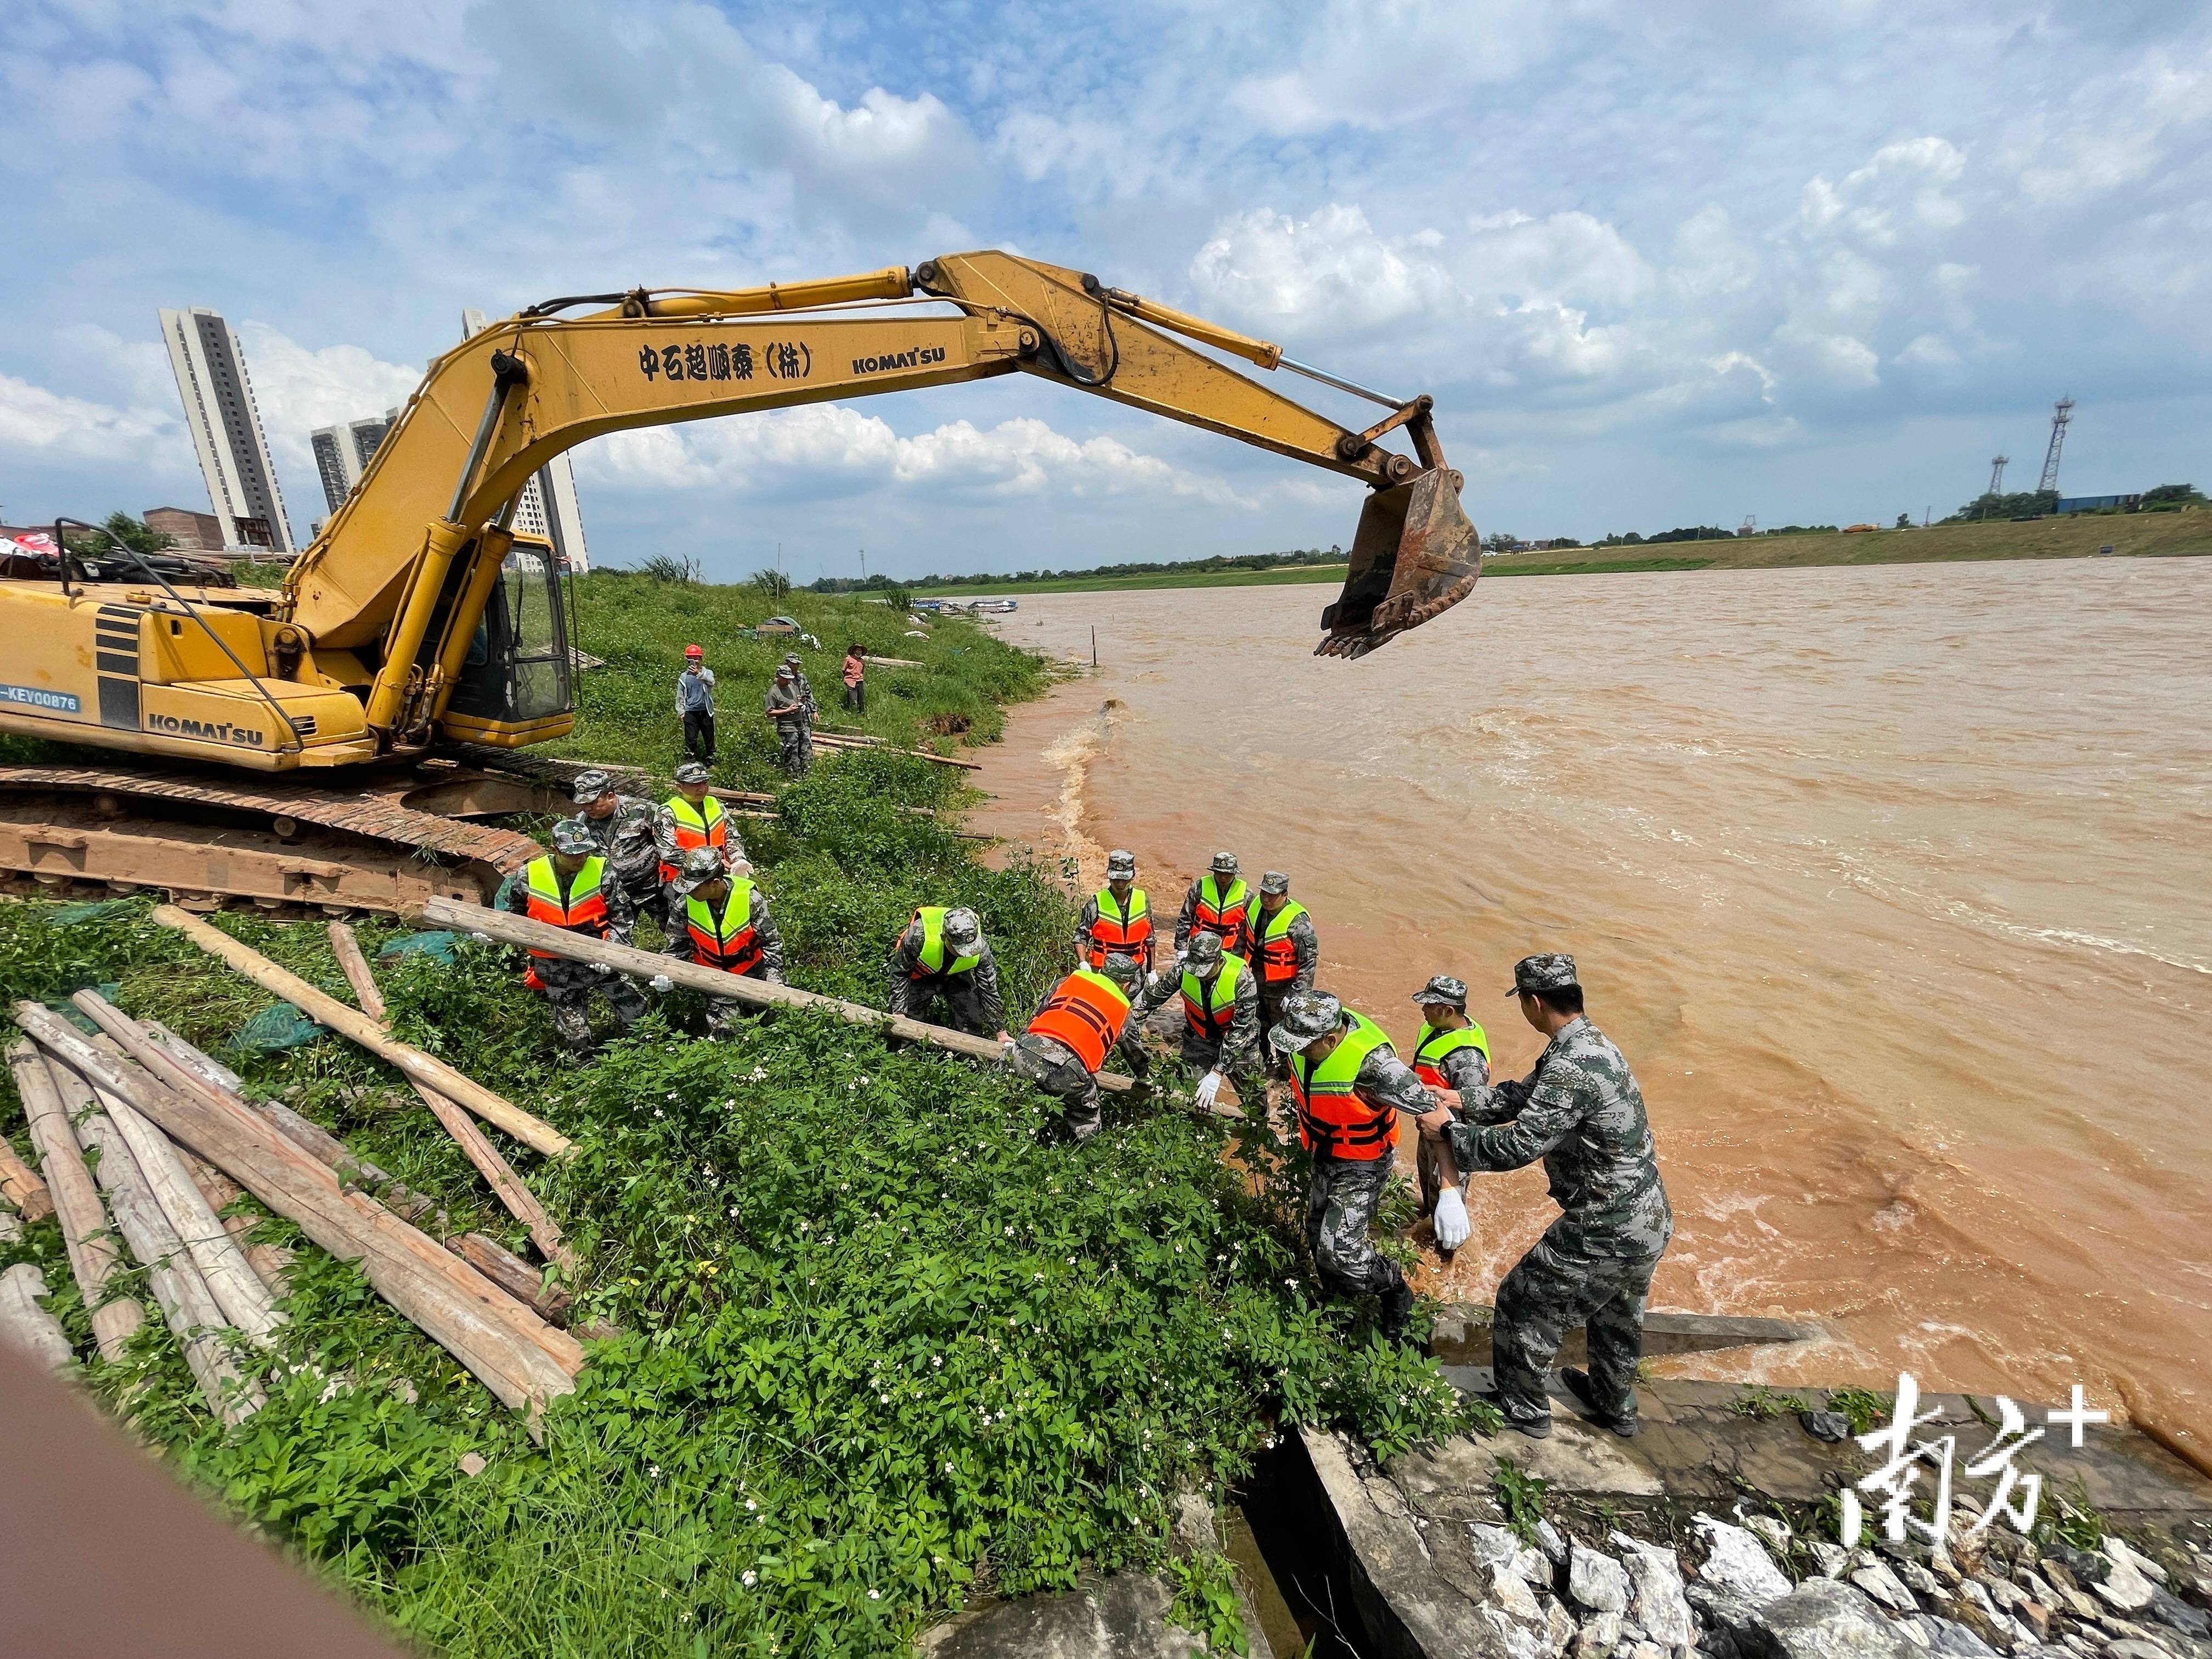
[576, 405, 1250, 507]
[1894, 333, 1961, 368]
[0, 374, 174, 461]
[1190, 205, 1455, 330]
[233, 325, 427, 472]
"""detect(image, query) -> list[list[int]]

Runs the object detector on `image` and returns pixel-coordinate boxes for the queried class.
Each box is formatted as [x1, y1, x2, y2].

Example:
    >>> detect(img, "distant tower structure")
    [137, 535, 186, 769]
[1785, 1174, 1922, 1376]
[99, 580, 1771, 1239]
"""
[1987, 455, 2010, 497]
[159, 307, 296, 554]
[2036, 397, 2075, 495]
[1736, 515, 1756, 539]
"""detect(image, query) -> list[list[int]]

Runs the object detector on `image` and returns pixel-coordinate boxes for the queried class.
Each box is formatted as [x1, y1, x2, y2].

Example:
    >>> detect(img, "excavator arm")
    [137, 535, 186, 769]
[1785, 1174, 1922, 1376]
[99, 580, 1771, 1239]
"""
[292, 251, 1480, 750]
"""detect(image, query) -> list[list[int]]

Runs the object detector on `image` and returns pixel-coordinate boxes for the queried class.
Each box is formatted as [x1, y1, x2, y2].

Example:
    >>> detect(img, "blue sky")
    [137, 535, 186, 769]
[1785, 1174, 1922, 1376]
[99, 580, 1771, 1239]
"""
[3, 0, 2207, 579]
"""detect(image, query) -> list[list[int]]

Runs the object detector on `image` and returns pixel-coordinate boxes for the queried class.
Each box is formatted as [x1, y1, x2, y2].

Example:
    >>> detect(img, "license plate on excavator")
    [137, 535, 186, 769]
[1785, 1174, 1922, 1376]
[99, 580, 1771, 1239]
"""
[1317, 470, 1482, 658]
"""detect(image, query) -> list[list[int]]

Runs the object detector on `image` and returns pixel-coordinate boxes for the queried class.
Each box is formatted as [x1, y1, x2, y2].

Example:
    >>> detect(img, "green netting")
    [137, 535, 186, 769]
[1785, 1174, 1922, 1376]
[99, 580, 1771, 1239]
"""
[376, 930, 461, 966]
[47, 900, 137, 925]
[233, 1002, 327, 1052]
[41, 981, 123, 1033]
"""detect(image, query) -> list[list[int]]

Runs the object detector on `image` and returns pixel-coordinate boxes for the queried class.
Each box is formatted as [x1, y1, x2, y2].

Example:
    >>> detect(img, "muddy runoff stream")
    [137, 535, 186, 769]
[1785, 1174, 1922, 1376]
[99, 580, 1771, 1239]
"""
[962, 558, 2212, 1459]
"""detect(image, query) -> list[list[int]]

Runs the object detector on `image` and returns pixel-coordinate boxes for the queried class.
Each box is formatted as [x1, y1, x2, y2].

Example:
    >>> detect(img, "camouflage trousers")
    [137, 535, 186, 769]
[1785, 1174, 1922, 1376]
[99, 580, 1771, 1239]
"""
[1305, 1154, 1406, 1301]
[1257, 991, 1293, 1076]
[895, 975, 994, 1039]
[777, 722, 814, 777]
[609, 872, 667, 945]
[690, 963, 773, 1036]
[1006, 1034, 1101, 1142]
[533, 960, 648, 1057]
[1491, 1229, 1662, 1430]
[1178, 1042, 1261, 1113]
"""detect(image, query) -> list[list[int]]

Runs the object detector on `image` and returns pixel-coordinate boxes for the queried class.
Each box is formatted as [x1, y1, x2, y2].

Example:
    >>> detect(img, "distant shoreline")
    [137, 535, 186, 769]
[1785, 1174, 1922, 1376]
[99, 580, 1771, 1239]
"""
[925, 512, 2210, 598]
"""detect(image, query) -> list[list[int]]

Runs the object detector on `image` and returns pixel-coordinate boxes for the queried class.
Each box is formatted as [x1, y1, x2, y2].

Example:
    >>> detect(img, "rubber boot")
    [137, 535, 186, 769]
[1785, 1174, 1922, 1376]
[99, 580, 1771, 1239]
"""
[1378, 1279, 1417, 1343]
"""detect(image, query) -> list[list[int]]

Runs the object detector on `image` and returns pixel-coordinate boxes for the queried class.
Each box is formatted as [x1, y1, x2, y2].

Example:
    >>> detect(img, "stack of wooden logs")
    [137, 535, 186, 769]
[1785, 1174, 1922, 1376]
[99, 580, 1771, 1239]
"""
[3, 909, 590, 1430]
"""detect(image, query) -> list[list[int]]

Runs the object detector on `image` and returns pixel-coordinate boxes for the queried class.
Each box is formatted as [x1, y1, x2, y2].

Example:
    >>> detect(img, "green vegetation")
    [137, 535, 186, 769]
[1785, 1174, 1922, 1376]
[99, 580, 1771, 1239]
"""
[808, 546, 1347, 596]
[0, 580, 1475, 1656]
[1730, 1384, 1811, 1420]
[1823, 1385, 1889, 1437]
[1492, 1457, 1550, 1544]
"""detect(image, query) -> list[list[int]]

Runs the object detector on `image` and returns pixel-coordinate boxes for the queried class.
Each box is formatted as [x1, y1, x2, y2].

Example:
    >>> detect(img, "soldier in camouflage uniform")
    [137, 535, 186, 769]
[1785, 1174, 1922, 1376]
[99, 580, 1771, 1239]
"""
[1419, 953, 1673, 1440]
[765, 665, 814, 778]
[1250, 871, 1318, 1077]
[1270, 991, 1431, 1340]
[503, 817, 650, 1059]
[660, 847, 786, 1037]
[1006, 953, 1150, 1144]
[571, 769, 678, 943]
[782, 652, 819, 718]
[886, 905, 1009, 1040]
[1127, 929, 1261, 1111]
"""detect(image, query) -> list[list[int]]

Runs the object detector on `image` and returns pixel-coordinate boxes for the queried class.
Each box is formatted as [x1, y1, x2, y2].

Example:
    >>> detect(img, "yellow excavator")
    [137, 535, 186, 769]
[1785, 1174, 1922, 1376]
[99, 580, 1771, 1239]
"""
[0, 251, 1481, 914]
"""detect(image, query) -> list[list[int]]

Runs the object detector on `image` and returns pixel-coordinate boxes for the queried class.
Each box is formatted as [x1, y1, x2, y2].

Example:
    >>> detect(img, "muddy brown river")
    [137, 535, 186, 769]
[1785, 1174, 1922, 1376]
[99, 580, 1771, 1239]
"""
[963, 558, 2212, 1459]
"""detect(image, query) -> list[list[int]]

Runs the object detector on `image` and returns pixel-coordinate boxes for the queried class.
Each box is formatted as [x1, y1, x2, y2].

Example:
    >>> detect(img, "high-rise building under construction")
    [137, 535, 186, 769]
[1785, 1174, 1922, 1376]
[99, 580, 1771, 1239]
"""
[158, 307, 295, 554]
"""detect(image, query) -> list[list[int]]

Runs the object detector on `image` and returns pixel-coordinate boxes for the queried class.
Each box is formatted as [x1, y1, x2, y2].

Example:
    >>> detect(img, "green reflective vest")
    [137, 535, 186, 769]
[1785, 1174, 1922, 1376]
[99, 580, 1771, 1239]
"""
[911, 906, 980, 977]
[1288, 1009, 1398, 1160]
[1413, 1021, 1490, 1086]
[1180, 952, 1246, 1039]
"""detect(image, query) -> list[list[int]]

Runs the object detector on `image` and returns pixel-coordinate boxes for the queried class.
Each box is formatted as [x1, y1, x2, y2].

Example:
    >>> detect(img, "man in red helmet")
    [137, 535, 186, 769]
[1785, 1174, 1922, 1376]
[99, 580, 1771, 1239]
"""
[676, 644, 716, 766]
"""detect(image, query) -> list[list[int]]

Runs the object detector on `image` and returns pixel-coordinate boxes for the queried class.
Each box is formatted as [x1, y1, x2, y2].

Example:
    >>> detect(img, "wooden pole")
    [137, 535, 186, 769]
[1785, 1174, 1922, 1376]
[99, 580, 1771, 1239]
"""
[146, 905, 572, 1159]
[0, 1263, 74, 1373]
[0, 1128, 52, 1223]
[44, 1058, 264, 1423]
[419, 894, 1139, 1094]
[327, 924, 574, 1269]
[5, 1040, 144, 1361]
[13, 1004, 575, 1422]
[74, 1011, 282, 1346]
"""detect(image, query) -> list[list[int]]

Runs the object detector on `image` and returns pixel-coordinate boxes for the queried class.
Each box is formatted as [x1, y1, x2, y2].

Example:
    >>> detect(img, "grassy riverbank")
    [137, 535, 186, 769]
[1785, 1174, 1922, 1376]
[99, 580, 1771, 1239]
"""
[0, 578, 1470, 1656]
[927, 510, 2210, 597]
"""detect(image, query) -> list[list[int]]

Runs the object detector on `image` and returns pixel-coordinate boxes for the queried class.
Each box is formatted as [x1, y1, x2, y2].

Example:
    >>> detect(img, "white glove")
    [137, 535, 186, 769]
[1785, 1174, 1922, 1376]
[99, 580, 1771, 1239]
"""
[1434, 1187, 1471, 1251]
[648, 974, 674, 993]
[1193, 1071, 1223, 1111]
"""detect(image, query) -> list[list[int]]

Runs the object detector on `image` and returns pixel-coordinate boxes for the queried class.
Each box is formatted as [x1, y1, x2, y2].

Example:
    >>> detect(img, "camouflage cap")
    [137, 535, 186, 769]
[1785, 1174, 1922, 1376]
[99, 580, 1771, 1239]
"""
[1412, 974, 1468, 1009]
[569, 768, 614, 803]
[1268, 990, 1342, 1053]
[673, 760, 712, 786]
[1105, 849, 1137, 878]
[549, 817, 597, 856]
[1259, 870, 1290, 896]
[774, 664, 794, 679]
[674, 846, 727, 892]
[1209, 850, 1240, 875]
[1184, 931, 1223, 969]
[942, 906, 983, 947]
[1098, 952, 1144, 990]
[1508, 953, 1579, 996]
[783, 652, 804, 665]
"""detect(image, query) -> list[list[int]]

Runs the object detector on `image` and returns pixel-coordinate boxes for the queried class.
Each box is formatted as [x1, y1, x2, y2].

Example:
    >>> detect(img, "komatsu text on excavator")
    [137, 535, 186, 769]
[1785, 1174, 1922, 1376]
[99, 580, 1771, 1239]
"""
[0, 251, 1482, 912]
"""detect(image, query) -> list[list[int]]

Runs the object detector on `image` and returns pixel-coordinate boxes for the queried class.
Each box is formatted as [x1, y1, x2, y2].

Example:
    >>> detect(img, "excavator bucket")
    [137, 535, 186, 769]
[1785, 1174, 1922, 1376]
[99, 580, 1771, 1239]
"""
[1316, 470, 1482, 658]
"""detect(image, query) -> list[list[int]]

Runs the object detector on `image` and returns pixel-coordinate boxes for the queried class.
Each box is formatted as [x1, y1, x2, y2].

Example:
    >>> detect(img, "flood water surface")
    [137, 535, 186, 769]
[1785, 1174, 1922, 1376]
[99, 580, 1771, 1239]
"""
[966, 559, 2212, 1455]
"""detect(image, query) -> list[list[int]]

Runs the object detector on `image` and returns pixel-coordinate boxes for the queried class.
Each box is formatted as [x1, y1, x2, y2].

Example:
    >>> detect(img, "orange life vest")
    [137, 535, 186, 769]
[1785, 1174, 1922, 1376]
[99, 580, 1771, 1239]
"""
[522, 856, 610, 961]
[1190, 874, 1251, 958]
[684, 881, 763, 977]
[1181, 953, 1247, 1042]
[1288, 1011, 1399, 1161]
[1086, 885, 1152, 969]
[1254, 899, 1308, 985]
[661, 794, 729, 882]
[1026, 967, 1132, 1075]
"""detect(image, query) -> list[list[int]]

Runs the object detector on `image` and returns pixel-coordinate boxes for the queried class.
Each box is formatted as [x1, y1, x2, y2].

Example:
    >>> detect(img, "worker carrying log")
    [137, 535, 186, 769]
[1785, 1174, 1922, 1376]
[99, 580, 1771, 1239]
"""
[505, 818, 650, 1059]
[661, 761, 741, 884]
[1249, 870, 1317, 1076]
[1268, 990, 1430, 1342]
[657, 848, 785, 1036]
[1075, 849, 1153, 973]
[1405, 974, 1489, 1261]
[1175, 851, 1253, 962]
[1006, 953, 1150, 1145]
[1414, 955, 1673, 1441]
[1127, 930, 1258, 1113]
[887, 906, 1010, 1043]
[571, 768, 679, 940]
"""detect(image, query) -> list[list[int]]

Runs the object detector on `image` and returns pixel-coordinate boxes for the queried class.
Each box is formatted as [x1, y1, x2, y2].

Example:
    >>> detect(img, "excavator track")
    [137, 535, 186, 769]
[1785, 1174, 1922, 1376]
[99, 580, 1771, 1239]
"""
[0, 759, 557, 918]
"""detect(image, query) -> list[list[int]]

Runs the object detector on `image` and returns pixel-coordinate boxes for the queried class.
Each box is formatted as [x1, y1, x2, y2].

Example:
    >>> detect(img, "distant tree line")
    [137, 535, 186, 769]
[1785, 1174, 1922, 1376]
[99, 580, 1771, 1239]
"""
[1939, 482, 2204, 525]
[806, 546, 1350, 592]
[1593, 526, 1740, 546]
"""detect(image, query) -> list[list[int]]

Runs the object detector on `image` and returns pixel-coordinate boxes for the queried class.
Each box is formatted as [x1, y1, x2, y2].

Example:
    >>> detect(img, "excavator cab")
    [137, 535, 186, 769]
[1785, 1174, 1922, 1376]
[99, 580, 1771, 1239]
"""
[1317, 469, 1483, 659]
[441, 536, 576, 747]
